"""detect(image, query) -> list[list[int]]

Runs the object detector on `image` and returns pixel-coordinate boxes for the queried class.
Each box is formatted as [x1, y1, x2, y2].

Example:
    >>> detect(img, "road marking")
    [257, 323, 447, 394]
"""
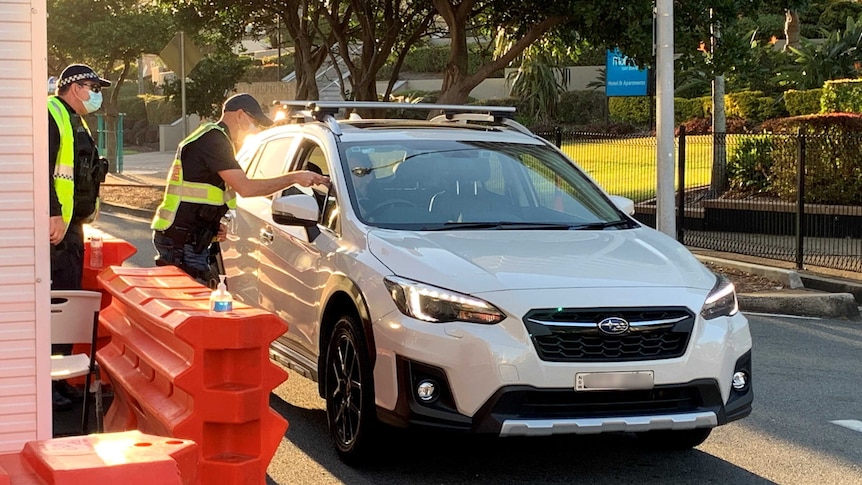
[831, 420, 862, 433]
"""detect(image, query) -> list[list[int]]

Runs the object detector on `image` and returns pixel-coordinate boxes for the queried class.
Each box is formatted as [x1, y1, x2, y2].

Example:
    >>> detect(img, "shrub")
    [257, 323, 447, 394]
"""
[556, 90, 606, 125]
[139, 94, 180, 125]
[758, 113, 862, 205]
[725, 91, 785, 123]
[726, 135, 775, 194]
[675, 97, 709, 124]
[821, 78, 862, 113]
[783, 88, 822, 116]
[608, 97, 650, 125]
[677, 117, 751, 135]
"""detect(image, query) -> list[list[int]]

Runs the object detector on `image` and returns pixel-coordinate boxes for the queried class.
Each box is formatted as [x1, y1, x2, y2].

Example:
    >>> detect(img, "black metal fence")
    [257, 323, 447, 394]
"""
[539, 128, 862, 274]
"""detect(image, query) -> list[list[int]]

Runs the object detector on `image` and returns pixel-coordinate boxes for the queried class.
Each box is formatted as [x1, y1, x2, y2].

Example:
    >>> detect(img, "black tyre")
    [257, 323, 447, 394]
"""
[636, 427, 712, 450]
[325, 315, 377, 466]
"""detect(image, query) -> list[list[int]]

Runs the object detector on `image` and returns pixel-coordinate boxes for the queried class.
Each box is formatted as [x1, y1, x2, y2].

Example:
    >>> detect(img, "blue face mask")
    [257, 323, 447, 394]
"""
[81, 91, 103, 114]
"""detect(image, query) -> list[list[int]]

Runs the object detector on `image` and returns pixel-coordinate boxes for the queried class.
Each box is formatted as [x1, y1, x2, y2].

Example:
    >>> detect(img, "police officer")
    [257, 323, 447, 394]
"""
[151, 93, 329, 286]
[49, 64, 111, 411]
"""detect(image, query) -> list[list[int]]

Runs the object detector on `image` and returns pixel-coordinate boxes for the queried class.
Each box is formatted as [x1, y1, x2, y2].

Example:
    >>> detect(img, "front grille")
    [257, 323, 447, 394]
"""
[523, 307, 695, 362]
[491, 386, 705, 419]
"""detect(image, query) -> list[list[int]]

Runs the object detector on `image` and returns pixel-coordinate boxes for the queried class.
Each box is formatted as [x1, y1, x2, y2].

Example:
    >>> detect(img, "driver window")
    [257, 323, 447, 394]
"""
[249, 136, 295, 180]
[296, 143, 339, 232]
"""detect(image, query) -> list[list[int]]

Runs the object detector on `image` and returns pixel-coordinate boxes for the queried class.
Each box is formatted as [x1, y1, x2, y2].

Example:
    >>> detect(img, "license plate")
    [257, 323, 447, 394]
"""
[575, 371, 654, 391]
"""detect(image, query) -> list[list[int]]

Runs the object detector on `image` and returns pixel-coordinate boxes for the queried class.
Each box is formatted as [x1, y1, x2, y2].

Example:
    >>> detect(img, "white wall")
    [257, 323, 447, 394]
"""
[0, 0, 51, 450]
[384, 66, 603, 100]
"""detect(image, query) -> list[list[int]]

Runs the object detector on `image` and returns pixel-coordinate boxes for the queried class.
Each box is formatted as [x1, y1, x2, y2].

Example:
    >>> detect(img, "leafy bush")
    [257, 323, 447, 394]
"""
[819, 2, 862, 32]
[783, 17, 862, 90]
[608, 97, 650, 125]
[725, 91, 785, 123]
[675, 97, 709, 124]
[758, 113, 862, 204]
[555, 90, 606, 125]
[783, 88, 822, 116]
[140, 94, 180, 125]
[727, 135, 775, 194]
[116, 94, 148, 122]
[677, 117, 750, 135]
[821, 78, 862, 113]
[241, 54, 295, 83]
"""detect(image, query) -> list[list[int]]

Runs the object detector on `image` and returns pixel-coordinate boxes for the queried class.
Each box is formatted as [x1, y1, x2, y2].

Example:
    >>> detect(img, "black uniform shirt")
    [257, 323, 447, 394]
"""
[172, 122, 241, 228]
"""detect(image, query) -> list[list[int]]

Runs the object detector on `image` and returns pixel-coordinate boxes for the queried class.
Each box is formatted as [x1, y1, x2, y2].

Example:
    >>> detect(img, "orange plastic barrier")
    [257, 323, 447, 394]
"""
[0, 430, 197, 485]
[95, 266, 289, 485]
[82, 225, 138, 307]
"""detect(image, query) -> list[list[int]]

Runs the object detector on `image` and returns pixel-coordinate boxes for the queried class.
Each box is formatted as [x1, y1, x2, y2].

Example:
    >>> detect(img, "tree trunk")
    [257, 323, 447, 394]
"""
[784, 9, 801, 51]
[434, 0, 561, 106]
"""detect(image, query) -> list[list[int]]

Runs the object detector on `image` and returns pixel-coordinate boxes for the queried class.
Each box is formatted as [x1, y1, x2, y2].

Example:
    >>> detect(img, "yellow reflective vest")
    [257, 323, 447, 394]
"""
[47, 96, 79, 229]
[151, 122, 237, 231]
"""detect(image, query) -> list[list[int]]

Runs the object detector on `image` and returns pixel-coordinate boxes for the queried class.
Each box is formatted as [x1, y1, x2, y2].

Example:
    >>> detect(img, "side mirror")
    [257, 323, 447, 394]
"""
[272, 192, 319, 227]
[608, 195, 635, 216]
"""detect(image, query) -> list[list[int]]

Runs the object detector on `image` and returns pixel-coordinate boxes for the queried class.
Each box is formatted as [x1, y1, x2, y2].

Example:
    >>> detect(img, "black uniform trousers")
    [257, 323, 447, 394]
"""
[50, 220, 85, 355]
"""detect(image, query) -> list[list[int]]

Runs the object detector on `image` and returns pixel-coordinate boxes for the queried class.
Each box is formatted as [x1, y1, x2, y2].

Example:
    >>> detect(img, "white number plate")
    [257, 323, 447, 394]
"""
[575, 371, 654, 391]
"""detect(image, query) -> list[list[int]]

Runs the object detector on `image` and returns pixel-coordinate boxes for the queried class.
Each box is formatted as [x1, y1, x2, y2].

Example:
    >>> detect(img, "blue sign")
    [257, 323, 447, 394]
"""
[605, 49, 648, 97]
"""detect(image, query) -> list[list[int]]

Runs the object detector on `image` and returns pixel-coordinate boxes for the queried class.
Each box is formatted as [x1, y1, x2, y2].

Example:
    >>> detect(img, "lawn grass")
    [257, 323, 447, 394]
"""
[558, 135, 722, 202]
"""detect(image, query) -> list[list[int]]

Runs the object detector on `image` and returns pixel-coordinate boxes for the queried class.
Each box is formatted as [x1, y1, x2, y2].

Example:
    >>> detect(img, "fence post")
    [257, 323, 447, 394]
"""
[676, 125, 686, 243]
[117, 113, 125, 172]
[795, 129, 805, 270]
[554, 126, 562, 148]
[96, 114, 106, 154]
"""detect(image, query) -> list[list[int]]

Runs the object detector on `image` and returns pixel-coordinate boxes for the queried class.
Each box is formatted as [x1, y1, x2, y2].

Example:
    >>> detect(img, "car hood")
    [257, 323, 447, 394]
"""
[367, 228, 716, 294]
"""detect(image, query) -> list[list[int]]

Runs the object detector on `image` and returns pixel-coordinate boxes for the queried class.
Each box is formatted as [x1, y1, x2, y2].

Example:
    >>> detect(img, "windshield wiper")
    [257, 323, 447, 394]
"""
[423, 222, 577, 231]
[570, 219, 633, 230]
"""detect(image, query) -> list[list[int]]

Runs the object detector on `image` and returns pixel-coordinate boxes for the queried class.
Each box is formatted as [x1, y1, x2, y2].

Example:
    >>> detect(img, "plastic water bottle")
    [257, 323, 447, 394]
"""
[89, 234, 103, 269]
[209, 275, 233, 313]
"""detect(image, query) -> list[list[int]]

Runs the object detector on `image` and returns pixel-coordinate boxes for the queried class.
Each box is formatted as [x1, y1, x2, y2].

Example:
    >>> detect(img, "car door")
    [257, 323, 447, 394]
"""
[256, 137, 341, 366]
[223, 134, 297, 306]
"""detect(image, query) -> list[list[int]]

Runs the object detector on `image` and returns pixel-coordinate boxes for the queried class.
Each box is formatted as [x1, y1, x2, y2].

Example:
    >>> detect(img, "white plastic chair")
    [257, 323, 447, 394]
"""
[50, 290, 104, 434]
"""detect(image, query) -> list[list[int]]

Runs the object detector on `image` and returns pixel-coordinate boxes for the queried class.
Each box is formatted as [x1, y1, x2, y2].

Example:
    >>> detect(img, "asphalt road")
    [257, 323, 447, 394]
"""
[93, 212, 862, 485]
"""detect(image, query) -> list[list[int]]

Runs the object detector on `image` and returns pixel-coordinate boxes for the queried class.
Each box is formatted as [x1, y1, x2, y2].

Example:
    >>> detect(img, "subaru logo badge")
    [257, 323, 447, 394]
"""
[597, 317, 630, 335]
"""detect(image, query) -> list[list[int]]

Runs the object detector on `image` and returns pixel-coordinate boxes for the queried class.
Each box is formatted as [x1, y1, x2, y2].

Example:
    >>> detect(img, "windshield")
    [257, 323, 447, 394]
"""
[340, 139, 631, 230]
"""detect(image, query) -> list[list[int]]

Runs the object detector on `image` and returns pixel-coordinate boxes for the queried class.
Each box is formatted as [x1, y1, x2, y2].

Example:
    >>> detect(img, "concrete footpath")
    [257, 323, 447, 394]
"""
[102, 152, 862, 321]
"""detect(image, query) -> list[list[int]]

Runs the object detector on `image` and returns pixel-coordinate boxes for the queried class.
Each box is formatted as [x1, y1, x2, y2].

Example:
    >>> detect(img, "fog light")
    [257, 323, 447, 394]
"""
[732, 371, 748, 391]
[416, 379, 437, 402]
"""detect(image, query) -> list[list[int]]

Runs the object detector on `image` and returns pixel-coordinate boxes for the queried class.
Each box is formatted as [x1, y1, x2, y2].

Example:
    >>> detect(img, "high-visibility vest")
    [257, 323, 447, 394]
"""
[151, 122, 237, 231]
[47, 96, 79, 229]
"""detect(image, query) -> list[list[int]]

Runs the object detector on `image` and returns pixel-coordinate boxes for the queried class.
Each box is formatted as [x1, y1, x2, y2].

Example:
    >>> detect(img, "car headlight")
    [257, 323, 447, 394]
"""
[701, 274, 739, 320]
[384, 276, 505, 324]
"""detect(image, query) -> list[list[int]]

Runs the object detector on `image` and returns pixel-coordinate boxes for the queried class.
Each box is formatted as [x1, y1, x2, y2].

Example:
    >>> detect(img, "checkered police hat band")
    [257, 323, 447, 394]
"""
[57, 72, 99, 88]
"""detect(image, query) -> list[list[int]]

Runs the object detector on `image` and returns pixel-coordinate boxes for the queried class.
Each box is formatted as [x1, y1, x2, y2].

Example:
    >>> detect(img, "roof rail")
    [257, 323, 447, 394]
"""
[277, 100, 516, 120]
[275, 101, 521, 138]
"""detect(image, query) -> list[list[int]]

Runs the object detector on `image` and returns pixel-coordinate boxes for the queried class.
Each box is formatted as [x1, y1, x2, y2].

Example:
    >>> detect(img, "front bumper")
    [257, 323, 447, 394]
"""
[378, 351, 753, 436]
[371, 287, 753, 435]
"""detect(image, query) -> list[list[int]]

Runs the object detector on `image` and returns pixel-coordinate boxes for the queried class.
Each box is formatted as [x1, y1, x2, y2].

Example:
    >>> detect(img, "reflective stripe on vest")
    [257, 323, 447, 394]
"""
[48, 96, 76, 227]
[151, 123, 237, 231]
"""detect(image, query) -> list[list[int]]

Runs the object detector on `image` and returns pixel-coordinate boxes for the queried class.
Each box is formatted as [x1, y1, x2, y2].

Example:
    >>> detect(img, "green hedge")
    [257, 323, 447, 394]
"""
[783, 88, 822, 116]
[675, 96, 710, 124]
[821, 78, 862, 113]
[758, 113, 862, 205]
[608, 97, 651, 124]
[555, 90, 606, 125]
[725, 90, 785, 123]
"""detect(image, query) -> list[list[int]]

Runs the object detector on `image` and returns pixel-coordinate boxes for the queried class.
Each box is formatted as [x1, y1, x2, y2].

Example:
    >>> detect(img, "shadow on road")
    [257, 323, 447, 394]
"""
[266, 391, 776, 485]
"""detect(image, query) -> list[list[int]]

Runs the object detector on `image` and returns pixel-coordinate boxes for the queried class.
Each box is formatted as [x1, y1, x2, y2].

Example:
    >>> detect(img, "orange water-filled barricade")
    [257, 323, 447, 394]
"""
[95, 265, 289, 485]
[0, 430, 198, 485]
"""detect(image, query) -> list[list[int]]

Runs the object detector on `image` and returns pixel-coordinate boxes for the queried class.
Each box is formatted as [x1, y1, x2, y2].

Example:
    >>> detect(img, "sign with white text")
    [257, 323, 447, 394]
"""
[606, 49, 649, 97]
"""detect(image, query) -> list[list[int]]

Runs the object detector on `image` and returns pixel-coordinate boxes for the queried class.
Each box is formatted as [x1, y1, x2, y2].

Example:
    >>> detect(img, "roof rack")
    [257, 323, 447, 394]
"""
[276, 100, 522, 137]
[278, 100, 514, 116]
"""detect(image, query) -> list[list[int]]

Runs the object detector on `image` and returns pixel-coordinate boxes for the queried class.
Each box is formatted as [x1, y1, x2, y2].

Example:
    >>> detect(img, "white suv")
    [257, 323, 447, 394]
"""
[223, 101, 753, 465]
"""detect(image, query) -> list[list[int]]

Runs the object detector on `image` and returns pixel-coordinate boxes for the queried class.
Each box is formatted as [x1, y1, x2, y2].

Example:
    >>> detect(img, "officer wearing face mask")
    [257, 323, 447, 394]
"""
[151, 93, 329, 287]
[48, 63, 110, 411]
